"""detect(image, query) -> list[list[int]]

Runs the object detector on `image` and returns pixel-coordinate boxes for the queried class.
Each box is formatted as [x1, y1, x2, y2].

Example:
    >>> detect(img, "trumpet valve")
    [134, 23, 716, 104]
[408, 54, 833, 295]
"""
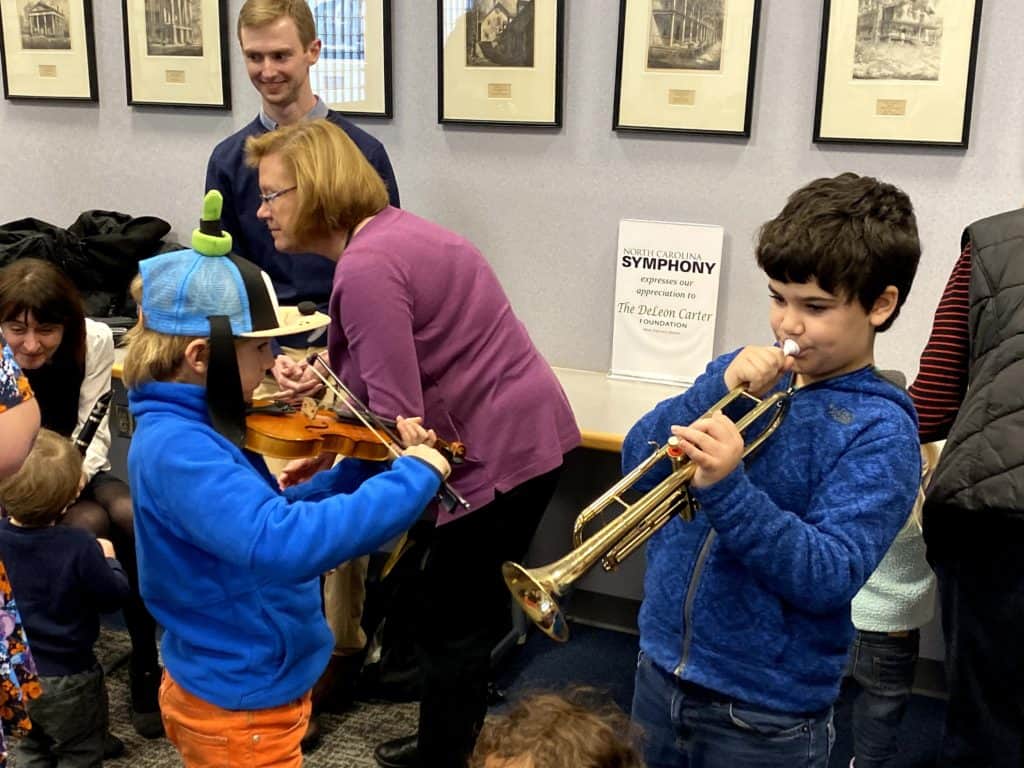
[666, 435, 684, 459]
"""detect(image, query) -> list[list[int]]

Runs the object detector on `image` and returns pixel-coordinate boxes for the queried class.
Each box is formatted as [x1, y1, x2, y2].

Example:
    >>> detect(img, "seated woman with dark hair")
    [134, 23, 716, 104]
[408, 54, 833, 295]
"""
[0, 258, 162, 739]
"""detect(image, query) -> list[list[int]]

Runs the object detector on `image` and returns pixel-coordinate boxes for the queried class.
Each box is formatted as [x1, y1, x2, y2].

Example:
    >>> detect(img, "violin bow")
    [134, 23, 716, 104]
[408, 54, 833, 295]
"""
[304, 354, 471, 511]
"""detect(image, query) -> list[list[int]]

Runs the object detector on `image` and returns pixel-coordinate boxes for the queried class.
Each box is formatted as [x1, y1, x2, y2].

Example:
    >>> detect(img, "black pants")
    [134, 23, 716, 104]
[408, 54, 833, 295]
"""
[412, 466, 563, 768]
[17, 665, 107, 768]
[64, 473, 160, 686]
[935, 555, 1024, 767]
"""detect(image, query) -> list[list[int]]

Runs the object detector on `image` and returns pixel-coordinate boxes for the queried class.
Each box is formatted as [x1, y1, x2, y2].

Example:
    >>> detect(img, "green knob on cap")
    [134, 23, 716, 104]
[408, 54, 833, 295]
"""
[192, 190, 233, 257]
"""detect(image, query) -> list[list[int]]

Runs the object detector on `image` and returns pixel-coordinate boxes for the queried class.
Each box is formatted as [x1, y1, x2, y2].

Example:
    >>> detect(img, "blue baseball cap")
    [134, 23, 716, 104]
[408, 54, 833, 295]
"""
[138, 191, 329, 340]
[136, 191, 329, 446]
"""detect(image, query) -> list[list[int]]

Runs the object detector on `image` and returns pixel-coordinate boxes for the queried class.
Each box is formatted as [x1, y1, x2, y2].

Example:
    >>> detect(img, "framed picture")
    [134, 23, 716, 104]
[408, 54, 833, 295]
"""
[0, 0, 98, 102]
[437, 0, 564, 127]
[814, 0, 983, 147]
[613, 0, 761, 136]
[308, 0, 392, 117]
[122, 0, 231, 109]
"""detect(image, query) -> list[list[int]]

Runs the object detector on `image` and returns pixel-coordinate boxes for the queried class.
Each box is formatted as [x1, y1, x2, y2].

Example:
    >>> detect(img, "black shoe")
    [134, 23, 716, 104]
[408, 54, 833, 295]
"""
[374, 734, 419, 768]
[301, 715, 322, 754]
[312, 650, 365, 715]
[131, 708, 165, 739]
[130, 666, 165, 738]
[487, 681, 506, 706]
[103, 731, 126, 759]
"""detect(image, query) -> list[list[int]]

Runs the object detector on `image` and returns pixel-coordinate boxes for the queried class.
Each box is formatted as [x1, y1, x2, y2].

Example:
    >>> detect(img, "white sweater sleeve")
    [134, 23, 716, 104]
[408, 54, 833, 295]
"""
[73, 319, 115, 480]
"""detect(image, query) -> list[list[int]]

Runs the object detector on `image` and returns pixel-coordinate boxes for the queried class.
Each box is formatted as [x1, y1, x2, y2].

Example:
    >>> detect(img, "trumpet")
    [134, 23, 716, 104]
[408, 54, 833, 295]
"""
[503, 385, 790, 642]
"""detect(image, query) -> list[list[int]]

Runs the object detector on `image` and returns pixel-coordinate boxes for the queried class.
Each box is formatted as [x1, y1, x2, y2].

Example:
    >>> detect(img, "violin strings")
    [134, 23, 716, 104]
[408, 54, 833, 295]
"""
[305, 353, 470, 510]
[301, 356, 404, 461]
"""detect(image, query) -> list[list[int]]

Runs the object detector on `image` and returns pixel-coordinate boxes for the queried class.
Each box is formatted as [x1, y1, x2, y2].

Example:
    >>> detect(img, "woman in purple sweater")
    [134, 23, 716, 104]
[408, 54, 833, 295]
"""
[245, 119, 580, 768]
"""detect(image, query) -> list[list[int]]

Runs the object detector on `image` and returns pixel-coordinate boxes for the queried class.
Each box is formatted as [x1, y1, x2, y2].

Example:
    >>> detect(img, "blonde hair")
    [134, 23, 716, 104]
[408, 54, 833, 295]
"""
[122, 274, 199, 389]
[470, 690, 644, 768]
[245, 119, 389, 243]
[0, 429, 82, 526]
[237, 0, 316, 48]
[909, 441, 942, 531]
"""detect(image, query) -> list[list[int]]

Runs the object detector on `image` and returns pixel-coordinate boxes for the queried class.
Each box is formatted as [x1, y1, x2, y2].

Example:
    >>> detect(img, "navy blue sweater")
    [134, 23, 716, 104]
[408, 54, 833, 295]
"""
[622, 350, 921, 713]
[0, 521, 129, 676]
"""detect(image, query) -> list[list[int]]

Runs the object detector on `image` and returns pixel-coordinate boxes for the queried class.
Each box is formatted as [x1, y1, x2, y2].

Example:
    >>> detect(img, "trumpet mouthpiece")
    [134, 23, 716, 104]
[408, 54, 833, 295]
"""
[782, 339, 800, 357]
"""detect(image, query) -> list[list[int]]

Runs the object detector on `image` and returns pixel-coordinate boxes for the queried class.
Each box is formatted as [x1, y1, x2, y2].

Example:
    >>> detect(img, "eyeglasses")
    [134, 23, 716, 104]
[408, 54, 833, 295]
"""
[258, 186, 296, 206]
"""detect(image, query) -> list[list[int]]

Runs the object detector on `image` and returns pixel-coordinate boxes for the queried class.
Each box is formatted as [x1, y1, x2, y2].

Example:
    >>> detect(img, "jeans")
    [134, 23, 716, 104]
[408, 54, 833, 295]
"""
[632, 652, 834, 768]
[17, 665, 107, 768]
[849, 629, 919, 768]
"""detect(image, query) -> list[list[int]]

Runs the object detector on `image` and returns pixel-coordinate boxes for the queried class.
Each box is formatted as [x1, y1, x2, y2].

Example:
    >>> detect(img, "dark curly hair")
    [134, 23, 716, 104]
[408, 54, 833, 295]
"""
[755, 172, 921, 332]
[470, 689, 644, 768]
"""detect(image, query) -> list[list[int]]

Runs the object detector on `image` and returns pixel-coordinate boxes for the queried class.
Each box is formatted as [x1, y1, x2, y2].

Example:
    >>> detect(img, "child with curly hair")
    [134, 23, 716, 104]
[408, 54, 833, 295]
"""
[471, 690, 644, 768]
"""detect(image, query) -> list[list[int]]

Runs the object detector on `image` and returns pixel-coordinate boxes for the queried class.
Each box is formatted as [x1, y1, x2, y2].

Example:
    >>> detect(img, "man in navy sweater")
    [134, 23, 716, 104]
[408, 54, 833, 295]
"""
[206, 0, 399, 356]
[204, 0, 401, 747]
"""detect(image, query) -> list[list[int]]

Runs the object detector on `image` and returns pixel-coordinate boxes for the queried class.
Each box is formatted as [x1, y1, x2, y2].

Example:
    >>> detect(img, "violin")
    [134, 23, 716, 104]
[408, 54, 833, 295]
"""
[281, 354, 472, 512]
[244, 399, 467, 465]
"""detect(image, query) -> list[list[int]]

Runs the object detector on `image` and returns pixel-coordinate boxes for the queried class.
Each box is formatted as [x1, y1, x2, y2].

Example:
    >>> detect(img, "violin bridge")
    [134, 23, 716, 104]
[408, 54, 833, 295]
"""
[300, 397, 319, 421]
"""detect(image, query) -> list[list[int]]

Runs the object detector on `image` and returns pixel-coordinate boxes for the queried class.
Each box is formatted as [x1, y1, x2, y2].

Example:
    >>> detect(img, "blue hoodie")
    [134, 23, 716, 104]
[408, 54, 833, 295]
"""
[622, 350, 920, 713]
[127, 381, 442, 710]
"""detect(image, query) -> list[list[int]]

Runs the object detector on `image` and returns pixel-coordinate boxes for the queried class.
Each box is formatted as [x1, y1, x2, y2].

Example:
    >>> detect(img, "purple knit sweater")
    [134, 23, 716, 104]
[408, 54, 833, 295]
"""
[328, 206, 580, 523]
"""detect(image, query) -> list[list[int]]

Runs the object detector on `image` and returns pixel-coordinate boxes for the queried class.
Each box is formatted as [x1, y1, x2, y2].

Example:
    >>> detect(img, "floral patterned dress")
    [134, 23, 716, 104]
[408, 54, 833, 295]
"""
[0, 336, 33, 415]
[0, 333, 41, 766]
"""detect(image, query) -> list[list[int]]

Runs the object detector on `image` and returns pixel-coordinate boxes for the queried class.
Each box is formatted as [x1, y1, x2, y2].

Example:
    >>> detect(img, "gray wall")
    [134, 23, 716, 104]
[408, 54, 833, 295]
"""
[2, 0, 1020, 376]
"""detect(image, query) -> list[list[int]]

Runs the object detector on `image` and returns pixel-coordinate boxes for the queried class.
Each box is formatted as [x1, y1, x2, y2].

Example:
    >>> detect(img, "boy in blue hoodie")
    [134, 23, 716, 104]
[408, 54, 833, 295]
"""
[623, 173, 923, 768]
[123, 192, 449, 767]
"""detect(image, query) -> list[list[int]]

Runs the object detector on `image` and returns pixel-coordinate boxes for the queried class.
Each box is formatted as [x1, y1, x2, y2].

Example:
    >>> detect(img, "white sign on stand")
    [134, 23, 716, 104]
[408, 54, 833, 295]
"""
[611, 219, 723, 386]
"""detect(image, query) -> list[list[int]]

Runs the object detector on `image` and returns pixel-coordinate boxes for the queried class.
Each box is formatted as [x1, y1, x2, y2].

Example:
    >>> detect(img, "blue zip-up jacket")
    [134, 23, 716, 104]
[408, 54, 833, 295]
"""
[127, 381, 441, 710]
[622, 350, 920, 713]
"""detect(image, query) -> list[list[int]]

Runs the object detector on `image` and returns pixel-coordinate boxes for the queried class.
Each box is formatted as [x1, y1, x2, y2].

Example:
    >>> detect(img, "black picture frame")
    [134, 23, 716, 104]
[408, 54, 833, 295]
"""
[613, 0, 761, 137]
[437, 0, 565, 127]
[308, 0, 393, 117]
[0, 0, 99, 102]
[122, 0, 231, 109]
[813, 0, 983, 148]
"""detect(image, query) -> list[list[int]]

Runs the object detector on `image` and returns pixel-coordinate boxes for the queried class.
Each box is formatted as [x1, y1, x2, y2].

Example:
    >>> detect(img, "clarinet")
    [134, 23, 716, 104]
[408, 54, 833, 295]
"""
[73, 390, 113, 456]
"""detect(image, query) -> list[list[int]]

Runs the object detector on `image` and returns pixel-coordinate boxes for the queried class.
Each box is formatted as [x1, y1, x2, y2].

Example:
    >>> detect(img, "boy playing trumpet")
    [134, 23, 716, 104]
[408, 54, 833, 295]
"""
[624, 173, 923, 767]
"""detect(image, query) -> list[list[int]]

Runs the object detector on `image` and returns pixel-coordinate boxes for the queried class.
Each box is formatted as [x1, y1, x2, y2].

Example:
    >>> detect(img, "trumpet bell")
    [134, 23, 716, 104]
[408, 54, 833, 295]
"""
[501, 385, 791, 643]
[502, 561, 569, 642]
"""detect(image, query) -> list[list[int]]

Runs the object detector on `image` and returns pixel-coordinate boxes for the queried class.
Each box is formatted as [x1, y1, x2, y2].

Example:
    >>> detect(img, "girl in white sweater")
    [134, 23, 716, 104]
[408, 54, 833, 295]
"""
[848, 442, 941, 767]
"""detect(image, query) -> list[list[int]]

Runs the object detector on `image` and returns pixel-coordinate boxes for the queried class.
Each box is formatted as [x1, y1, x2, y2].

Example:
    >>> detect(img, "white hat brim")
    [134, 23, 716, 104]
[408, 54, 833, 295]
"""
[239, 306, 331, 339]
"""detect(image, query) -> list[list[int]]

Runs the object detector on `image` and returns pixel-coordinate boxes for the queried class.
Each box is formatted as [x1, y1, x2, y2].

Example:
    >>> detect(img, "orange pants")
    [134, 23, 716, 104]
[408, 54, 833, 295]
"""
[159, 671, 311, 768]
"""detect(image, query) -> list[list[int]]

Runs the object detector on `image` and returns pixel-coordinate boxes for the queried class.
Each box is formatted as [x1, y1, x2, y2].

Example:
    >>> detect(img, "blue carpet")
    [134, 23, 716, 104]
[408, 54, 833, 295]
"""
[497, 622, 640, 713]
[496, 622, 945, 768]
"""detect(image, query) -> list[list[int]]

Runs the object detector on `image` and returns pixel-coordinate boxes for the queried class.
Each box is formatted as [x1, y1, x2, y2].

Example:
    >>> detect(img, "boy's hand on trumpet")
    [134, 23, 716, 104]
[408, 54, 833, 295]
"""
[724, 343, 797, 396]
[671, 411, 743, 488]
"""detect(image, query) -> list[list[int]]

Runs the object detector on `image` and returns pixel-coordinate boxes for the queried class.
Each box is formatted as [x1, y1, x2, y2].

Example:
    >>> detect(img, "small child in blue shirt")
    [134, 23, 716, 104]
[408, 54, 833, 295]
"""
[0, 428, 129, 767]
[624, 172, 923, 768]
[123, 192, 449, 766]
